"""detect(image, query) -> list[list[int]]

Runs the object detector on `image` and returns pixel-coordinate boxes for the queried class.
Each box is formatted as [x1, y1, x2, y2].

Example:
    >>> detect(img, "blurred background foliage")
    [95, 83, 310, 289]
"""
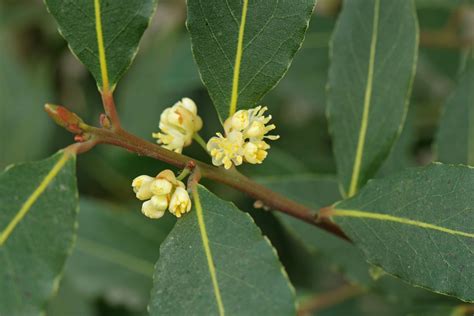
[1, 0, 473, 315]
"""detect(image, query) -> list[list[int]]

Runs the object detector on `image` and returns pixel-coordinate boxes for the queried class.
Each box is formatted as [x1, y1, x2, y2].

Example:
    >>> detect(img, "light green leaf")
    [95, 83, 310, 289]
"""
[259, 175, 372, 285]
[64, 198, 174, 309]
[0, 151, 78, 315]
[328, 163, 474, 302]
[327, 0, 418, 197]
[149, 185, 295, 315]
[44, 0, 157, 91]
[187, 0, 315, 120]
[437, 55, 474, 166]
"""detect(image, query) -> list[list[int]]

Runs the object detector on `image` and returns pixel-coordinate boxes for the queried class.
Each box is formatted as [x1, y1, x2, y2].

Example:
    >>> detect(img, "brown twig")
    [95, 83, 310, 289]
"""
[45, 96, 350, 242]
[297, 285, 365, 316]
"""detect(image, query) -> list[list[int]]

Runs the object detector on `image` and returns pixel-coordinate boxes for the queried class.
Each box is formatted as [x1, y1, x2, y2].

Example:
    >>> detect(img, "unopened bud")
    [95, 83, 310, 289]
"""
[44, 103, 86, 134]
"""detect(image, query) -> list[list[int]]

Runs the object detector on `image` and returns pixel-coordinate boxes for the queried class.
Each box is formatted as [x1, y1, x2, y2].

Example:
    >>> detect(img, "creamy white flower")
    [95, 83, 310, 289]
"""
[243, 106, 279, 141]
[207, 131, 244, 169]
[152, 98, 202, 153]
[243, 140, 270, 164]
[141, 195, 168, 219]
[208, 106, 279, 168]
[169, 187, 192, 218]
[132, 175, 155, 200]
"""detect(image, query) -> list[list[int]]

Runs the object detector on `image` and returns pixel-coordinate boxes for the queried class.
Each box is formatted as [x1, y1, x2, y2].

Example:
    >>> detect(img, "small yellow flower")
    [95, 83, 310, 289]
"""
[242, 106, 279, 141]
[207, 131, 244, 169]
[152, 98, 202, 153]
[243, 140, 270, 164]
[208, 106, 279, 168]
[133, 169, 192, 219]
[169, 187, 192, 218]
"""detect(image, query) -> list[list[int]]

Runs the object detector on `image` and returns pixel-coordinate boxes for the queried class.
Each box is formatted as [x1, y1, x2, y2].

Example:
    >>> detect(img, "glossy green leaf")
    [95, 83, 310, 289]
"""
[437, 55, 474, 166]
[0, 151, 78, 315]
[327, 0, 418, 197]
[187, 0, 315, 120]
[44, 0, 157, 91]
[64, 198, 174, 309]
[149, 185, 295, 315]
[259, 175, 372, 285]
[328, 163, 474, 302]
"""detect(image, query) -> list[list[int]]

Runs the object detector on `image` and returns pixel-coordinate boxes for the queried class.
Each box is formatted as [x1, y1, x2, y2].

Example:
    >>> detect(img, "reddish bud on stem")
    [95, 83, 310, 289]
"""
[44, 103, 87, 134]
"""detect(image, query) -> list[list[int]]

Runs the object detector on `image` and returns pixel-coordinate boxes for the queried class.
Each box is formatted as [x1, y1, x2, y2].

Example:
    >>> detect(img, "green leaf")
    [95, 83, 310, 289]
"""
[437, 56, 474, 166]
[64, 198, 174, 309]
[0, 32, 52, 169]
[149, 185, 295, 315]
[0, 151, 78, 315]
[327, 0, 419, 197]
[187, 0, 315, 120]
[44, 0, 157, 91]
[259, 175, 372, 285]
[327, 163, 474, 302]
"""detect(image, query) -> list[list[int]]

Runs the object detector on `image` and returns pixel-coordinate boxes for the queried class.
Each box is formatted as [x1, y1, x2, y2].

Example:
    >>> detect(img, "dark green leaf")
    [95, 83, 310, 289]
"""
[437, 55, 474, 166]
[0, 151, 78, 315]
[64, 198, 174, 309]
[187, 0, 315, 120]
[327, 0, 418, 197]
[149, 185, 295, 315]
[44, 0, 157, 91]
[328, 163, 474, 302]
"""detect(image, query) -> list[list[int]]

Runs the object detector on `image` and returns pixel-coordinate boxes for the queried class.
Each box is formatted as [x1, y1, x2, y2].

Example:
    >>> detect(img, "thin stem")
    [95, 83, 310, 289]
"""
[101, 91, 121, 130]
[89, 126, 349, 241]
[47, 96, 350, 242]
[193, 133, 209, 153]
[297, 285, 365, 316]
[177, 168, 191, 181]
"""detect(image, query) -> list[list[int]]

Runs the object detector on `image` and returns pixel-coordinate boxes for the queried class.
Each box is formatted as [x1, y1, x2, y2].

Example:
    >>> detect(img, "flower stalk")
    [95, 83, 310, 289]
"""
[45, 96, 350, 242]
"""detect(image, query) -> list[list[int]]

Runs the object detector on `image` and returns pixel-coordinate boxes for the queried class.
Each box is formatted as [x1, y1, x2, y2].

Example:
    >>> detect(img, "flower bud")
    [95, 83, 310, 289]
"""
[153, 98, 203, 153]
[141, 195, 168, 219]
[150, 178, 173, 195]
[132, 175, 155, 200]
[169, 187, 192, 218]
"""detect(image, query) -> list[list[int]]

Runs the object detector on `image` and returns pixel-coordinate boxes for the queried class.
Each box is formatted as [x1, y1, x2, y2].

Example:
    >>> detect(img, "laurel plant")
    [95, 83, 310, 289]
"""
[0, 0, 473, 315]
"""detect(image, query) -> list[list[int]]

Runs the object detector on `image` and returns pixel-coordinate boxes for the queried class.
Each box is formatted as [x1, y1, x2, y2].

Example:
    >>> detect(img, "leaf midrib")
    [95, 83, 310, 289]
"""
[0, 152, 71, 246]
[192, 187, 225, 316]
[348, 0, 380, 198]
[332, 208, 474, 238]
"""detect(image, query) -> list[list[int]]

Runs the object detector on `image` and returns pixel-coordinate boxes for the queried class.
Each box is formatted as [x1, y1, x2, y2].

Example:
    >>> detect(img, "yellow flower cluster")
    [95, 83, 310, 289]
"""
[132, 170, 191, 219]
[207, 106, 279, 169]
[152, 98, 203, 153]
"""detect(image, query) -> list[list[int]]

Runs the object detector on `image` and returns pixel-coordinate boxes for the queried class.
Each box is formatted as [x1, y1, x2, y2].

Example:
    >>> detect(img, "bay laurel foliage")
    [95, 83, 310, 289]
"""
[0, 0, 473, 315]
